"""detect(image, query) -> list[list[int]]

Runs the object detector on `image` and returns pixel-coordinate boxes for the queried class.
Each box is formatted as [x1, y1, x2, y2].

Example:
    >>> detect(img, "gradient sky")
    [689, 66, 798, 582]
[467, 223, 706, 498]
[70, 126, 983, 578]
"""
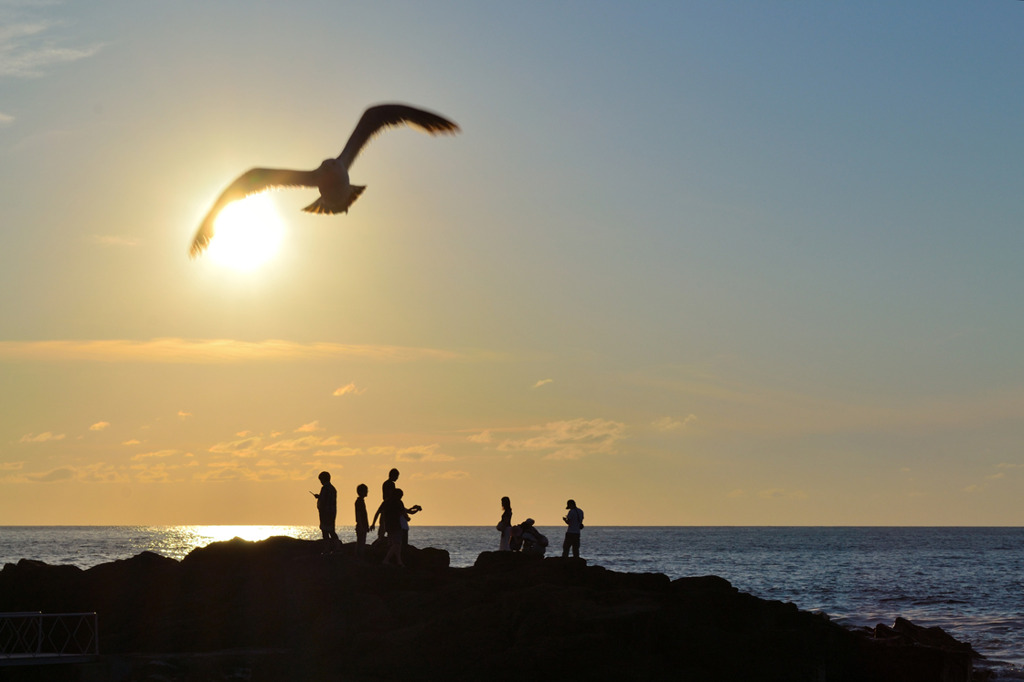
[1, 1, 1022, 526]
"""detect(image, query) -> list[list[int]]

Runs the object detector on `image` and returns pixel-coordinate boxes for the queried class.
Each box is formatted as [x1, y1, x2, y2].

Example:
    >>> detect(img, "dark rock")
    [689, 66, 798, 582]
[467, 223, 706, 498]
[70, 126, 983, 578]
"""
[859, 617, 979, 682]
[473, 549, 545, 570]
[0, 539, 980, 682]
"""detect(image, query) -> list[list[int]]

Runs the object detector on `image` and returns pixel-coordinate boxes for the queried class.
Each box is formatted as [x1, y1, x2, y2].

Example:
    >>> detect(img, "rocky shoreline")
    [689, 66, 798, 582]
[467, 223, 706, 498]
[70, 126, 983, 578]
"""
[0, 536, 983, 681]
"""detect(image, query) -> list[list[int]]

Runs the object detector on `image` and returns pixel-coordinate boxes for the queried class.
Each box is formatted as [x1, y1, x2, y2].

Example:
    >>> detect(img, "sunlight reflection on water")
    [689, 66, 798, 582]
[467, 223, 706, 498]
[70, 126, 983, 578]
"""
[149, 525, 321, 560]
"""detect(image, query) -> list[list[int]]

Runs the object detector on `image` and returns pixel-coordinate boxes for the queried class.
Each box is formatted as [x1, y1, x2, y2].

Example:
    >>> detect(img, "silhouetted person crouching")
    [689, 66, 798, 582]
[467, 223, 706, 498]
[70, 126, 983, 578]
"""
[518, 518, 548, 556]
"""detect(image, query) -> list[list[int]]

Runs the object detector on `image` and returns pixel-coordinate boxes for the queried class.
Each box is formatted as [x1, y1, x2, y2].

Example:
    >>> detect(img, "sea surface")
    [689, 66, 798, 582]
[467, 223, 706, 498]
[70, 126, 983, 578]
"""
[1, 526, 1021, 678]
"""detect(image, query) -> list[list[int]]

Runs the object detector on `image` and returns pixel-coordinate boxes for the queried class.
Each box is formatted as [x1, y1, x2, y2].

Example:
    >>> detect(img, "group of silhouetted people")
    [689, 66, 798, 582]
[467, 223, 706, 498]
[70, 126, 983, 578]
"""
[314, 471, 585, 563]
[496, 496, 585, 558]
[312, 468, 421, 566]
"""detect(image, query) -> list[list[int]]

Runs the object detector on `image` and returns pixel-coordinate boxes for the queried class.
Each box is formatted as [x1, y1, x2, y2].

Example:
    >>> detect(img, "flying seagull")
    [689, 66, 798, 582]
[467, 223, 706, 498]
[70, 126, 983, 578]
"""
[189, 103, 460, 258]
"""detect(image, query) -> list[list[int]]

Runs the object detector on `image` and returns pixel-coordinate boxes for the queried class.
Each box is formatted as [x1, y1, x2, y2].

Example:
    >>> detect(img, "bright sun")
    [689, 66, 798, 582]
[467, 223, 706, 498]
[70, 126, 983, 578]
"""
[206, 194, 285, 270]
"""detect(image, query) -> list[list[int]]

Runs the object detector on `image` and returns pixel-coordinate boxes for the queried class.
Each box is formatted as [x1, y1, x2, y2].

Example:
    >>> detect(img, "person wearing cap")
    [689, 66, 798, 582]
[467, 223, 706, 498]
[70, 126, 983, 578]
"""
[562, 499, 584, 558]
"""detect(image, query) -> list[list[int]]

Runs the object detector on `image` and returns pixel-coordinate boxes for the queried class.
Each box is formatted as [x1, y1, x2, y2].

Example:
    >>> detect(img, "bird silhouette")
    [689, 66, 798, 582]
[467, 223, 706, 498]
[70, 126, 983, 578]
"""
[190, 103, 460, 258]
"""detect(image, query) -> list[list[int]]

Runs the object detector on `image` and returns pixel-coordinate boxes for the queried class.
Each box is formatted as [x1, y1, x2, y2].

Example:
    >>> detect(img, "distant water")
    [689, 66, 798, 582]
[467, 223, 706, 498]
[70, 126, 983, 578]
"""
[1, 526, 1021, 678]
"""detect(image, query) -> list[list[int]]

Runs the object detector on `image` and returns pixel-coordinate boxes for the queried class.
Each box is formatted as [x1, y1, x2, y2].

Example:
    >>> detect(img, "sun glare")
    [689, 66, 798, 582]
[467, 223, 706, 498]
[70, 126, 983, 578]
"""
[206, 194, 285, 270]
[181, 525, 310, 545]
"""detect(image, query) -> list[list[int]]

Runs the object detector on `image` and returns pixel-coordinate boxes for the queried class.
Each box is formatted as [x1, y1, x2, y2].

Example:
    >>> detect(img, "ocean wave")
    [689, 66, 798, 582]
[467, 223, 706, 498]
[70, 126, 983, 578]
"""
[910, 598, 971, 606]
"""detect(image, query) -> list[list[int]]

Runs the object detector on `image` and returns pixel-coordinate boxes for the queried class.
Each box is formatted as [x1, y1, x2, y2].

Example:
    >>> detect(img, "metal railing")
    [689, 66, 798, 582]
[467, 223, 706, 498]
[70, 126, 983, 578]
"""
[0, 612, 99, 665]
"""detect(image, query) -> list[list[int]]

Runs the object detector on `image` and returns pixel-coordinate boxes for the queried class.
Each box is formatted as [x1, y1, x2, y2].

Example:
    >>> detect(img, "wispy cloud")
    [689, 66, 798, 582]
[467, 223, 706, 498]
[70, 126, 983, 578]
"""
[532, 379, 553, 389]
[208, 436, 263, 457]
[491, 418, 627, 460]
[194, 463, 260, 483]
[89, 421, 110, 431]
[312, 446, 365, 458]
[0, 339, 474, 364]
[0, 21, 103, 78]
[196, 426, 456, 477]
[130, 462, 182, 483]
[467, 430, 492, 444]
[194, 461, 302, 483]
[333, 382, 366, 397]
[0, 111, 13, 126]
[651, 414, 697, 432]
[26, 467, 75, 483]
[19, 431, 65, 443]
[411, 470, 470, 480]
[396, 444, 452, 463]
[633, 366, 1024, 437]
[122, 439, 141, 446]
[757, 488, 808, 500]
[964, 471, 1009, 495]
[306, 441, 451, 461]
[77, 462, 129, 483]
[366, 444, 453, 462]
[130, 449, 178, 461]
[11, 453, 301, 485]
[264, 435, 340, 452]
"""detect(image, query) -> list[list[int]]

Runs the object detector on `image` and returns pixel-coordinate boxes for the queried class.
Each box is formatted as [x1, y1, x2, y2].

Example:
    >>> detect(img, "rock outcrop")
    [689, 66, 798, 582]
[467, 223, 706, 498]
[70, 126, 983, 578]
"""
[0, 537, 981, 681]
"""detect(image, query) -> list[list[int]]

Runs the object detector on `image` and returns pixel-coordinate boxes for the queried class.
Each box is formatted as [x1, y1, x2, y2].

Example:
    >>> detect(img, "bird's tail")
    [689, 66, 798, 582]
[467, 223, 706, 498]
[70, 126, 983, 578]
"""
[302, 186, 366, 215]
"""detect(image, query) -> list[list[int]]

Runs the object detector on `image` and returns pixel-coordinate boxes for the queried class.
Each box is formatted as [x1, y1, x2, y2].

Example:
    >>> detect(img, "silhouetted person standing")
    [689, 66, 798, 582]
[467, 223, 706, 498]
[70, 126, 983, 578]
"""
[370, 468, 400, 542]
[498, 496, 513, 551]
[401, 493, 422, 547]
[382, 488, 420, 567]
[313, 471, 339, 554]
[354, 483, 369, 558]
[562, 499, 584, 558]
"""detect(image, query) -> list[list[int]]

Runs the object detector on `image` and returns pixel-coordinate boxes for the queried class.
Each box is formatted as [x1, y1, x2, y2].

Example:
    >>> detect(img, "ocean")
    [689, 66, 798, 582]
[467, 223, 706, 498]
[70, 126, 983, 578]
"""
[1, 526, 1021, 678]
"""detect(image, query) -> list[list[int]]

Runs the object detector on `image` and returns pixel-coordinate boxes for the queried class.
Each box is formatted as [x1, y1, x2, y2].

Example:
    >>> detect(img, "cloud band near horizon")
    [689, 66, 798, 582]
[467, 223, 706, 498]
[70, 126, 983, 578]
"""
[0, 339, 489, 364]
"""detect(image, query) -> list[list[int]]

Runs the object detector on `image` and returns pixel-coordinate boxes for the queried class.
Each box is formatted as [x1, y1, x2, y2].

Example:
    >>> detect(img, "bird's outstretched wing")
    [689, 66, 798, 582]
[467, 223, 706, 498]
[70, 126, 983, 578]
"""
[190, 167, 318, 258]
[336, 103, 460, 170]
